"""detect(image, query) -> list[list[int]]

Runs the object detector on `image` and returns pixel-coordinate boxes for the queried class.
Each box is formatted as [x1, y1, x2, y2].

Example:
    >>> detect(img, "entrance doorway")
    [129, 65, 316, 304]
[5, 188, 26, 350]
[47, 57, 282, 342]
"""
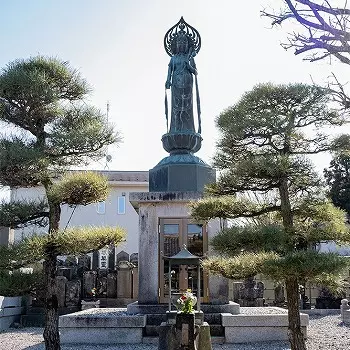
[159, 218, 209, 303]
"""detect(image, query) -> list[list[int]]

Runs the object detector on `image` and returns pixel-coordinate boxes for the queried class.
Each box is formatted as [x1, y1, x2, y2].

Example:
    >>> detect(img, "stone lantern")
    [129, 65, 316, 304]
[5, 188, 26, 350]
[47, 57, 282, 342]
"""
[163, 245, 202, 312]
[160, 245, 212, 350]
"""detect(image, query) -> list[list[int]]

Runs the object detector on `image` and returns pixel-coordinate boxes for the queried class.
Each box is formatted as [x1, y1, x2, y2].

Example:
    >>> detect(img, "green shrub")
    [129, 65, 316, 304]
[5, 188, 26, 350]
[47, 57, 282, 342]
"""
[0, 270, 44, 297]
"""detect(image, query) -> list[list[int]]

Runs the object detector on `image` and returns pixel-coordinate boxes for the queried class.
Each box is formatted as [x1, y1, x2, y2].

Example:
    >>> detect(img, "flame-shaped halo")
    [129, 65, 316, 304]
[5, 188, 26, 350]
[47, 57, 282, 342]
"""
[164, 17, 201, 57]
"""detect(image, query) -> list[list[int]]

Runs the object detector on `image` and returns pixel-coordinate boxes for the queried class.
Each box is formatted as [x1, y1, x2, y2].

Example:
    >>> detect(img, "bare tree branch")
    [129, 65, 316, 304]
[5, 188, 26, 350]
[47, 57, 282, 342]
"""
[262, 0, 350, 109]
[261, 0, 350, 63]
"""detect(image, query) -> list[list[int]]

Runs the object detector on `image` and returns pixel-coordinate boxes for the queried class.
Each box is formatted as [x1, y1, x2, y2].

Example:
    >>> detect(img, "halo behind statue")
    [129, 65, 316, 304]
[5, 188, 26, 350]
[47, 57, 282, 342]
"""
[164, 17, 201, 57]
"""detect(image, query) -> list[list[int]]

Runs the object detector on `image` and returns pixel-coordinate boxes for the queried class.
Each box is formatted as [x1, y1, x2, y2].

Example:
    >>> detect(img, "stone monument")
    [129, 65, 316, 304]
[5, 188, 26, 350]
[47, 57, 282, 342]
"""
[58, 18, 310, 347]
[129, 17, 227, 312]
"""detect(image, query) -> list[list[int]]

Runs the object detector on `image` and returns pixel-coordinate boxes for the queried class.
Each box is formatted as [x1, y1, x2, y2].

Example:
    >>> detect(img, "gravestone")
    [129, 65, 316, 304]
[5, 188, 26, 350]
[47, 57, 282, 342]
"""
[239, 277, 264, 307]
[83, 271, 97, 298]
[130, 253, 138, 266]
[97, 276, 108, 297]
[117, 251, 129, 264]
[274, 284, 285, 307]
[232, 282, 243, 303]
[315, 287, 344, 309]
[57, 267, 73, 281]
[65, 280, 81, 307]
[92, 251, 99, 270]
[56, 276, 67, 308]
[77, 255, 91, 277]
[107, 273, 117, 298]
[117, 261, 132, 298]
[108, 246, 116, 270]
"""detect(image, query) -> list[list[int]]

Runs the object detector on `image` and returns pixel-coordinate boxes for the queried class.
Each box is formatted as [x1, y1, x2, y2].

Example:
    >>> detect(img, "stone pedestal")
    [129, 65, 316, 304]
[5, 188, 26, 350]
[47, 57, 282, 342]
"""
[149, 154, 215, 192]
[341, 299, 350, 324]
[129, 191, 225, 306]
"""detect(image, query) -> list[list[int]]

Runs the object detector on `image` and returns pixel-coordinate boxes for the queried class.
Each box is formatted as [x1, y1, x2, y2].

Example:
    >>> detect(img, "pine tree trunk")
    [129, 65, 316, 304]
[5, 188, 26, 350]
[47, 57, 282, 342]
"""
[43, 201, 61, 350]
[43, 252, 60, 350]
[285, 277, 306, 350]
[279, 178, 306, 350]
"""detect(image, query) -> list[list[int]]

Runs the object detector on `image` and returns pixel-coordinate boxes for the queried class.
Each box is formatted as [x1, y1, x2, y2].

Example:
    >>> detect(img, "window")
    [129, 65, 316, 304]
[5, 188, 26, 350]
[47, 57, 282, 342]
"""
[117, 196, 126, 214]
[96, 201, 105, 214]
[164, 224, 179, 235]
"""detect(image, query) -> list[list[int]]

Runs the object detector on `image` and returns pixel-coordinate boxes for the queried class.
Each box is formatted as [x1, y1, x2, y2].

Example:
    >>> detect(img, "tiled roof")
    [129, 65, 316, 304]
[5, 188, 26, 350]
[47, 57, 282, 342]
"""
[96, 170, 149, 182]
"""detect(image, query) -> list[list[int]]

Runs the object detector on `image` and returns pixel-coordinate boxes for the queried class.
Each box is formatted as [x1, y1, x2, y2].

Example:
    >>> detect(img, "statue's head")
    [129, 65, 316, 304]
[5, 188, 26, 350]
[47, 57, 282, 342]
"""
[172, 33, 190, 54]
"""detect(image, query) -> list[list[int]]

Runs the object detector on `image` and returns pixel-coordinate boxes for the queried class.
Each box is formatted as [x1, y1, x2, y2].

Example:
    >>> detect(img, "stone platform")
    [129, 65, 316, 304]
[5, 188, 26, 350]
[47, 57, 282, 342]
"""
[59, 308, 146, 344]
[58, 304, 309, 345]
[0, 296, 23, 331]
[223, 307, 309, 343]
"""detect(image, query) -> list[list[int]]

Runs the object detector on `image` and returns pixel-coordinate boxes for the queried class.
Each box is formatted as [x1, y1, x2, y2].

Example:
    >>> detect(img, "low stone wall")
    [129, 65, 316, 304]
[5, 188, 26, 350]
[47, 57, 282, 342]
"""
[0, 296, 23, 331]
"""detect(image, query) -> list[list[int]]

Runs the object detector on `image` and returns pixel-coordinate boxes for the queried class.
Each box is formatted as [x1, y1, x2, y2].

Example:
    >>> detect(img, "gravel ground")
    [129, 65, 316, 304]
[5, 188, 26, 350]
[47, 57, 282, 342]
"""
[0, 314, 349, 350]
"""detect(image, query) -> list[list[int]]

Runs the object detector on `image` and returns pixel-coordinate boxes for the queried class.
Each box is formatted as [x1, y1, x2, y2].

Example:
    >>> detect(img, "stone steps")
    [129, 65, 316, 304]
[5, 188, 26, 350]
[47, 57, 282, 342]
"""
[99, 298, 136, 308]
[146, 313, 166, 325]
[209, 324, 225, 336]
[142, 336, 225, 345]
[144, 323, 224, 337]
[145, 325, 159, 336]
[204, 313, 221, 324]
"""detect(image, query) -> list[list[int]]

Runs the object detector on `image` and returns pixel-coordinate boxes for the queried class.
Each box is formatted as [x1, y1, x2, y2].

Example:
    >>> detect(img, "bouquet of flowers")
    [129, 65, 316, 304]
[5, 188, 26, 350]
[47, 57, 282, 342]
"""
[175, 289, 197, 314]
[91, 288, 97, 299]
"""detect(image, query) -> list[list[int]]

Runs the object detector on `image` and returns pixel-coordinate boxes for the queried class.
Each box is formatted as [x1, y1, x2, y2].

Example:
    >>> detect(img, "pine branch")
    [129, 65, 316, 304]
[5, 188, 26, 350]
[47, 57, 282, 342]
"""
[190, 195, 281, 221]
[0, 199, 49, 228]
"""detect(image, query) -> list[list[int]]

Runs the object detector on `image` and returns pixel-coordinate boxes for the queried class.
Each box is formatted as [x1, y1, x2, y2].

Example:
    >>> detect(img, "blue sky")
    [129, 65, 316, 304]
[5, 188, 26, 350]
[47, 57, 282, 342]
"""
[0, 0, 348, 188]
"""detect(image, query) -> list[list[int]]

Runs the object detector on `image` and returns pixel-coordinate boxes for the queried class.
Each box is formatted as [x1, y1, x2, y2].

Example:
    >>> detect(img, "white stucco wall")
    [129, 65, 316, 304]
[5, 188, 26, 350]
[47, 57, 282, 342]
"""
[11, 181, 148, 255]
[319, 241, 350, 256]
